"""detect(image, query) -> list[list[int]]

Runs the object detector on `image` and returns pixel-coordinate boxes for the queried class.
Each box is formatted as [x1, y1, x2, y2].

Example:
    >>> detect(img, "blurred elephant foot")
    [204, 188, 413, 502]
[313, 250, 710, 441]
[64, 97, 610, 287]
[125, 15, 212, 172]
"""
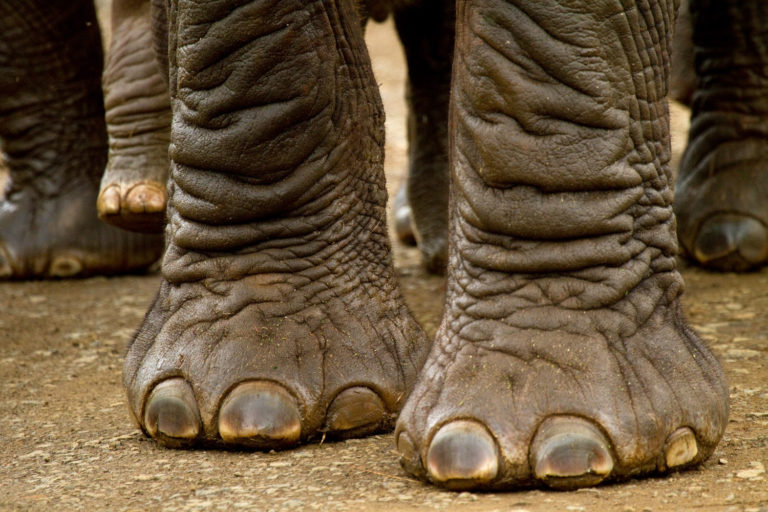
[0, 183, 162, 279]
[675, 0, 768, 271]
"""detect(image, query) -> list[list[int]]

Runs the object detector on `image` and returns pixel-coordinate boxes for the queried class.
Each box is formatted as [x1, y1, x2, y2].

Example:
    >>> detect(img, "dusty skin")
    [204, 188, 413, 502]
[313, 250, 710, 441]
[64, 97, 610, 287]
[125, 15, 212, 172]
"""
[2, 15, 768, 512]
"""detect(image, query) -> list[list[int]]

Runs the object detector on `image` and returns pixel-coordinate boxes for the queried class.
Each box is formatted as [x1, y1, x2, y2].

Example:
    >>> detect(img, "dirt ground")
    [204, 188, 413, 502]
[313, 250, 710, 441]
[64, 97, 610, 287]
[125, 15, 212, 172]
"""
[2, 14, 768, 512]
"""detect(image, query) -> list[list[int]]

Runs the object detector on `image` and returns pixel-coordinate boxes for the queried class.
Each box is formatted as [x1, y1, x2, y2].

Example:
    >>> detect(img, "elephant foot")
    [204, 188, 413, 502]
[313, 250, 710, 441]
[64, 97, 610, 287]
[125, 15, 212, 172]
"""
[97, 179, 167, 233]
[675, 156, 768, 271]
[124, 244, 430, 449]
[0, 184, 163, 280]
[675, 131, 768, 271]
[396, 277, 729, 490]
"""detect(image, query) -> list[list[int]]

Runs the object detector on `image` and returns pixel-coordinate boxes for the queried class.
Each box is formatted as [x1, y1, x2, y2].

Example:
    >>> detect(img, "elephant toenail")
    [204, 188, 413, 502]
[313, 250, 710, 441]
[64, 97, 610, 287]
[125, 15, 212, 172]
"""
[530, 416, 614, 490]
[144, 378, 201, 448]
[426, 420, 499, 489]
[218, 381, 301, 449]
[49, 256, 83, 278]
[664, 427, 698, 470]
[127, 183, 167, 214]
[324, 387, 387, 438]
[97, 185, 121, 216]
[694, 214, 768, 268]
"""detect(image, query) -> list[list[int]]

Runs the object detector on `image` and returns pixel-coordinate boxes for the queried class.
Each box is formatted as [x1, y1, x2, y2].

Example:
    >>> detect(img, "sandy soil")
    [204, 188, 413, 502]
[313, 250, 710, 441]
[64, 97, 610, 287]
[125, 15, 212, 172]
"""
[1, 14, 767, 512]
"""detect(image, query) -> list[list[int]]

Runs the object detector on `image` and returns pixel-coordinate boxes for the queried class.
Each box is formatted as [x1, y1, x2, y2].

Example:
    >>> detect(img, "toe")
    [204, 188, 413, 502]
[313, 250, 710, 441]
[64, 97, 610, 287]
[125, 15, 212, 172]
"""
[663, 427, 698, 470]
[425, 420, 499, 490]
[144, 378, 202, 448]
[49, 255, 83, 278]
[126, 183, 167, 214]
[693, 214, 768, 271]
[97, 185, 121, 216]
[324, 387, 388, 439]
[530, 416, 614, 490]
[218, 381, 301, 449]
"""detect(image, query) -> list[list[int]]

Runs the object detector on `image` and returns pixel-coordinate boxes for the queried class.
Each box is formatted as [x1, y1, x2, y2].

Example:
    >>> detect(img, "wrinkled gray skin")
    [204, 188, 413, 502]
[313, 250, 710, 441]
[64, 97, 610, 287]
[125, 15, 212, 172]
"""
[4, 0, 731, 492]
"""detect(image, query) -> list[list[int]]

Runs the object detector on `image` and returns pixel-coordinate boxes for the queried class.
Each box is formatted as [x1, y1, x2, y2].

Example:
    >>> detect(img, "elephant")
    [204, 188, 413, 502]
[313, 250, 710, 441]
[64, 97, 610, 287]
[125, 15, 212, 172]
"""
[2, 0, 732, 493]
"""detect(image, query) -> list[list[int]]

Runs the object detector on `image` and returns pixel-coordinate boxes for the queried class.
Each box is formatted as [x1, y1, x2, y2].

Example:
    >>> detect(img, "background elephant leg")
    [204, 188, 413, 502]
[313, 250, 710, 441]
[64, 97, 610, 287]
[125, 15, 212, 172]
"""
[98, 0, 171, 233]
[124, 0, 428, 449]
[670, 0, 695, 105]
[0, 1, 162, 279]
[675, 0, 768, 271]
[397, 0, 728, 490]
[390, 0, 454, 274]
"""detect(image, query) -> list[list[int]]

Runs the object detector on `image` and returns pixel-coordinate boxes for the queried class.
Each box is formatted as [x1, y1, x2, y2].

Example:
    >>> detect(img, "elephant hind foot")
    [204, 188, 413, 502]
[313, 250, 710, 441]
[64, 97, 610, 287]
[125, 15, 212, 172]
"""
[686, 213, 768, 272]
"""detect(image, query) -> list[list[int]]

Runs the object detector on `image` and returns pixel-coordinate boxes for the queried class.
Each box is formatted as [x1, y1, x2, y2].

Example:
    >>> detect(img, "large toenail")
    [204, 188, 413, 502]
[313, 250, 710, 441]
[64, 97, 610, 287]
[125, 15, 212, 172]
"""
[127, 183, 167, 214]
[664, 427, 698, 470]
[144, 378, 201, 448]
[694, 214, 768, 268]
[97, 185, 121, 215]
[530, 416, 614, 490]
[324, 387, 387, 438]
[426, 420, 499, 489]
[49, 255, 83, 278]
[218, 381, 301, 449]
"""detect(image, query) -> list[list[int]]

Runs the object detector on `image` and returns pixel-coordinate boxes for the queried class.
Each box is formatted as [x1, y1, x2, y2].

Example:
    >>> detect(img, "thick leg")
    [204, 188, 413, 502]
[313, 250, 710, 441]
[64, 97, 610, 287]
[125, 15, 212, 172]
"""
[0, 1, 162, 279]
[124, 0, 428, 448]
[675, 0, 768, 271]
[391, 0, 455, 273]
[397, 0, 728, 490]
[98, 0, 171, 233]
[670, 0, 695, 105]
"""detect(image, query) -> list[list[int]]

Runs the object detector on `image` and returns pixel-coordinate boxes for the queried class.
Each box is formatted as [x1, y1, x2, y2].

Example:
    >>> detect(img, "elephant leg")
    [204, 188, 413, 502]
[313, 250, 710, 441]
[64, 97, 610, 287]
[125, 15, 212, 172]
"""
[391, 0, 455, 273]
[124, 0, 429, 449]
[98, 0, 171, 233]
[675, 0, 768, 271]
[670, 0, 695, 105]
[0, 1, 162, 279]
[396, 0, 728, 490]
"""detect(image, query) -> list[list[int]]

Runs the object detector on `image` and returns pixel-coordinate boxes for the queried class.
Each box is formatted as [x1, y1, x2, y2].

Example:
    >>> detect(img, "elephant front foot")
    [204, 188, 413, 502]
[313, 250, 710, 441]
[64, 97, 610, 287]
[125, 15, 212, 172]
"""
[396, 276, 729, 490]
[0, 185, 163, 279]
[124, 248, 429, 450]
